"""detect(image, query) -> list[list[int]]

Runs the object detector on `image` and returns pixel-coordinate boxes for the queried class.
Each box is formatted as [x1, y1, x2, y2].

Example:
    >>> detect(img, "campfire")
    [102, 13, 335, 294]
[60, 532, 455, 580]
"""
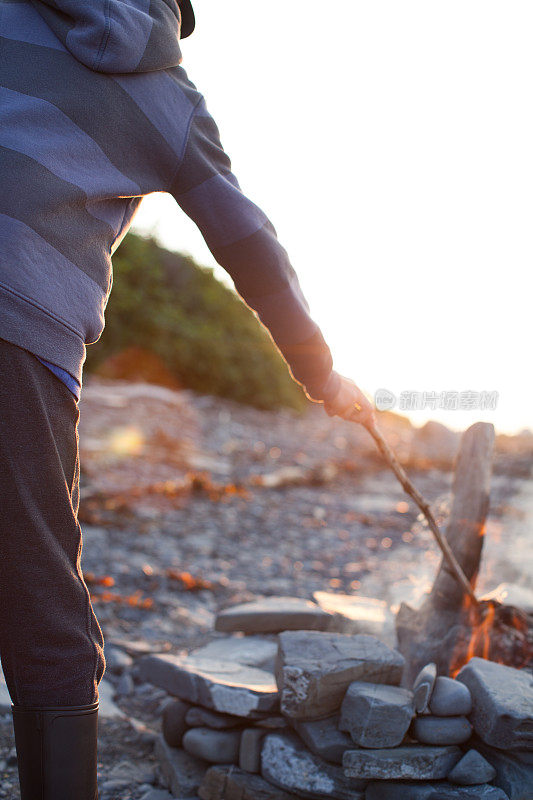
[448, 596, 532, 678]
[127, 421, 533, 800]
[397, 422, 533, 686]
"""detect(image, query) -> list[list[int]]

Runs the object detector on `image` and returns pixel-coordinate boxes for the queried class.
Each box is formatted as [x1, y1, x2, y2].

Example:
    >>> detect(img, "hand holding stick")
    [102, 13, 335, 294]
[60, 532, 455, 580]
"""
[326, 378, 479, 607]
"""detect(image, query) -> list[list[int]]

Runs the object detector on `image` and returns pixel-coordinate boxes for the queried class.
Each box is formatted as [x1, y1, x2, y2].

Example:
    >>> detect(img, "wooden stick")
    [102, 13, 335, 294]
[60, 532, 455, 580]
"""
[365, 419, 479, 606]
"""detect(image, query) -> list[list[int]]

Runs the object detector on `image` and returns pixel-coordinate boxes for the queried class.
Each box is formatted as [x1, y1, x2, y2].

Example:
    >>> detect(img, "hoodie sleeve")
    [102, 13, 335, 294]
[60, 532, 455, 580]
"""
[168, 95, 341, 403]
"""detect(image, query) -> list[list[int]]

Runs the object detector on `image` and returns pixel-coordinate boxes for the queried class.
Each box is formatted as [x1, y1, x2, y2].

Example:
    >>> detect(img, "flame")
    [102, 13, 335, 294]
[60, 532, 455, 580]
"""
[449, 596, 532, 677]
[465, 603, 495, 665]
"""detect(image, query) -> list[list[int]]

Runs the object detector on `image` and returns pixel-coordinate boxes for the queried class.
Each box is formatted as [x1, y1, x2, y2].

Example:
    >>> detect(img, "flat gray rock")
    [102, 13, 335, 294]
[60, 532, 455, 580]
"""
[457, 658, 533, 750]
[339, 681, 414, 748]
[413, 715, 472, 746]
[185, 705, 244, 730]
[448, 749, 497, 785]
[293, 715, 353, 764]
[275, 631, 404, 720]
[138, 653, 278, 718]
[101, 778, 133, 794]
[154, 736, 206, 798]
[365, 782, 509, 799]
[105, 758, 155, 786]
[215, 597, 332, 634]
[262, 732, 367, 799]
[191, 636, 279, 671]
[412, 662, 437, 713]
[343, 745, 461, 780]
[139, 790, 175, 800]
[473, 740, 533, 800]
[108, 637, 172, 657]
[161, 698, 191, 747]
[182, 727, 241, 764]
[368, 786, 437, 800]
[433, 790, 508, 800]
[430, 676, 472, 717]
[239, 727, 267, 773]
[312, 591, 395, 644]
[198, 764, 299, 799]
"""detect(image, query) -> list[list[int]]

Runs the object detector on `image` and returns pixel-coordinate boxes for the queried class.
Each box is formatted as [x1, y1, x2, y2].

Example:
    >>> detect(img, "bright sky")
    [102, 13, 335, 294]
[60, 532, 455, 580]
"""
[132, 1, 532, 434]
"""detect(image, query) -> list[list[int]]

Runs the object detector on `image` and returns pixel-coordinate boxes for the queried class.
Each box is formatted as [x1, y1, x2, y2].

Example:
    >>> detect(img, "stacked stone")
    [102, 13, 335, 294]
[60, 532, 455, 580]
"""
[265, 625, 407, 799]
[350, 661, 497, 799]
[138, 633, 288, 798]
[412, 664, 474, 747]
[138, 596, 339, 798]
[138, 596, 532, 800]
[138, 594, 407, 798]
[344, 657, 533, 800]
[455, 658, 533, 800]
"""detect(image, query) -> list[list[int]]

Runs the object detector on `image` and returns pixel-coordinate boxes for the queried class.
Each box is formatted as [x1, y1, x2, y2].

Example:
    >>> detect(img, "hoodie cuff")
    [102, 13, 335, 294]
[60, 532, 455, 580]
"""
[312, 370, 342, 404]
[278, 328, 339, 403]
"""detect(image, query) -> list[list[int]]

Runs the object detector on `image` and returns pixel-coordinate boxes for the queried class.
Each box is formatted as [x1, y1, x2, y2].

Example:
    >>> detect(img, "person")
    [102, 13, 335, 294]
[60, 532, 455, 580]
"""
[0, 0, 374, 796]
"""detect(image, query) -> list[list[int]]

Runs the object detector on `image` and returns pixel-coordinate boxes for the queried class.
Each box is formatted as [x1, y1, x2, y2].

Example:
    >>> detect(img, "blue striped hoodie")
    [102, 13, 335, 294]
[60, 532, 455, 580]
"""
[0, 0, 341, 403]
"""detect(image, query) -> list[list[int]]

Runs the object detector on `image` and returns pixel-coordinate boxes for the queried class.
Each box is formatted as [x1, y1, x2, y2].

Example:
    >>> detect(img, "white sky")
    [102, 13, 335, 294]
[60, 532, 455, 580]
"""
[132, 0, 532, 434]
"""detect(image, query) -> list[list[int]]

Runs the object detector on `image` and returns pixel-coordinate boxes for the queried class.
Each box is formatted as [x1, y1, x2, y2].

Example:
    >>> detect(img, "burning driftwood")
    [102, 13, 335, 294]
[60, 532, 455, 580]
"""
[396, 422, 533, 684]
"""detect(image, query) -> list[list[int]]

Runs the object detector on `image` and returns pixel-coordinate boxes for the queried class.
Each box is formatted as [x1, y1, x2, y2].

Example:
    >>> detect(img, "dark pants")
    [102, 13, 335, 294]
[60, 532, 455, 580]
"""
[0, 338, 105, 707]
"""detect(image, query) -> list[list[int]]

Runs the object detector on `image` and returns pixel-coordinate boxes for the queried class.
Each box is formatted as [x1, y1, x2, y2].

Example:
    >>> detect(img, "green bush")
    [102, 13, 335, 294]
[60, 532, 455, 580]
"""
[85, 233, 306, 411]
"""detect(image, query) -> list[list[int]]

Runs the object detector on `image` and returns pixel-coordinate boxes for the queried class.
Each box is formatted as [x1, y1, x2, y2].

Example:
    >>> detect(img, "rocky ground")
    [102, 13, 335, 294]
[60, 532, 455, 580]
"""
[1, 377, 531, 798]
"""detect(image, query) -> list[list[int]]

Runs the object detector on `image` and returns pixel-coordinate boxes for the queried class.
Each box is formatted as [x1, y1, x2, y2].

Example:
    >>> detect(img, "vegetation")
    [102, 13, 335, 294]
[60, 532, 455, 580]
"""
[85, 233, 306, 411]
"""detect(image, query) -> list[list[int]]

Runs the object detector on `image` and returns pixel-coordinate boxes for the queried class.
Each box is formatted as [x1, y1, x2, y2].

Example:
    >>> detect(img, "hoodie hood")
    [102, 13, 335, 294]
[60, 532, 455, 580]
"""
[31, 0, 184, 73]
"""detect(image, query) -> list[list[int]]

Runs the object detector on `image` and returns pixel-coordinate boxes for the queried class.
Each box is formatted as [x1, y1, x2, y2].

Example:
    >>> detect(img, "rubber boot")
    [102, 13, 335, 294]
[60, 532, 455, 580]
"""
[11, 702, 99, 800]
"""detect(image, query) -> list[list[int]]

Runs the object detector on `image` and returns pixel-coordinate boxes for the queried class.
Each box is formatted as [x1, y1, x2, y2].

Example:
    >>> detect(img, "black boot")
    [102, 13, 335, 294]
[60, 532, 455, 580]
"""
[11, 702, 99, 799]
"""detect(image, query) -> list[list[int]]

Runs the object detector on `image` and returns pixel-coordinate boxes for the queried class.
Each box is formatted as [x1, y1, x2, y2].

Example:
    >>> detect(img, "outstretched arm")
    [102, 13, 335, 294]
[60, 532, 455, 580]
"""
[169, 90, 373, 424]
[168, 94, 340, 403]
